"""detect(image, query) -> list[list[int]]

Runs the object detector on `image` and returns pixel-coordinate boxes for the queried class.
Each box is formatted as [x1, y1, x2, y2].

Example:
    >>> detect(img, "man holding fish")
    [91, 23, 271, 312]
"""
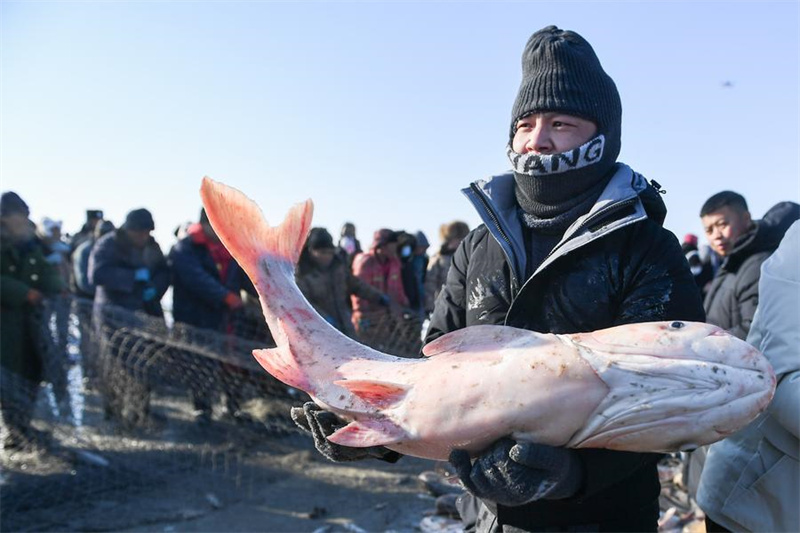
[291, 25, 706, 532]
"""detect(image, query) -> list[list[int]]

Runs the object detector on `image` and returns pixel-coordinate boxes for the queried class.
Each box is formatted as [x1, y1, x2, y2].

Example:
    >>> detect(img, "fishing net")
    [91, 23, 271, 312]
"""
[0, 295, 702, 532]
[0, 295, 427, 531]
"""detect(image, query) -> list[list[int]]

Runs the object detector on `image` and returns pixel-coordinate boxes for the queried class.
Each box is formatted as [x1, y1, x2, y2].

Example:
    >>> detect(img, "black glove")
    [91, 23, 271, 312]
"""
[449, 438, 583, 506]
[290, 402, 401, 463]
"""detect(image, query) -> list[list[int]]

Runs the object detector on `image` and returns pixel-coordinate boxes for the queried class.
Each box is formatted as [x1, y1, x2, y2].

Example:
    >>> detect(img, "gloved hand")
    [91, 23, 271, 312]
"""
[449, 438, 583, 506]
[290, 402, 401, 463]
[142, 286, 158, 302]
[134, 268, 150, 282]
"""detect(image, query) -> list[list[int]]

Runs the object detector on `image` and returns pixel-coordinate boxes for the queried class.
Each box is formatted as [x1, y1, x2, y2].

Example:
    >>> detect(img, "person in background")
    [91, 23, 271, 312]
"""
[69, 209, 104, 254]
[168, 208, 250, 424]
[169, 208, 245, 331]
[72, 220, 115, 299]
[700, 191, 799, 340]
[71, 219, 115, 390]
[292, 25, 705, 532]
[685, 192, 799, 500]
[37, 218, 72, 287]
[424, 221, 470, 315]
[697, 220, 800, 533]
[1, 192, 65, 450]
[35, 217, 74, 419]
[90, 208, 170, 318]
[351, 229, 409, 349]
[338, 222, 362, 269]
[681, 233, 714, 298]
[405, 231, 430, 317]
[397, 231, 423, 317]
[296, 227, 390, 340]
[89, 207, 170, 428]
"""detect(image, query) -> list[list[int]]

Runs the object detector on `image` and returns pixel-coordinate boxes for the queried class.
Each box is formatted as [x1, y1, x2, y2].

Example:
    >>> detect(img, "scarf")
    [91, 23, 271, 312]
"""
[508, 134, 613, 233]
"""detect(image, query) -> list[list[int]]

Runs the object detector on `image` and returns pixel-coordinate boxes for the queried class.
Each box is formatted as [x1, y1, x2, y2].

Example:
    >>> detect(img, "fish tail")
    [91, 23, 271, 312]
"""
[199, 176, 313, 280]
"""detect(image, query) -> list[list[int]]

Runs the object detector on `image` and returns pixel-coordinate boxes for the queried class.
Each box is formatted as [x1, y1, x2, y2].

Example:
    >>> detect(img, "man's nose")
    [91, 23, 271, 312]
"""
[525, 125, 554, 154]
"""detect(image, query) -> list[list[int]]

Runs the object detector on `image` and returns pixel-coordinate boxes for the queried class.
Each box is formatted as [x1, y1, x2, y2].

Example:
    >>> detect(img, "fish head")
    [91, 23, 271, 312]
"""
[572, 320, 769, 373]
[567, 321, 777, 452]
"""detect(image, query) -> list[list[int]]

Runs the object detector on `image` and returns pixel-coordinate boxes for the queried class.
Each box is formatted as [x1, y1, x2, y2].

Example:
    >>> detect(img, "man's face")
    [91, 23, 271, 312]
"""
[512, 112, 598, 154]
[701, 205, 752, 257]
[0, 213, 34, 242]
[125, 229, 152, 249]
[309, 248, 335, 269]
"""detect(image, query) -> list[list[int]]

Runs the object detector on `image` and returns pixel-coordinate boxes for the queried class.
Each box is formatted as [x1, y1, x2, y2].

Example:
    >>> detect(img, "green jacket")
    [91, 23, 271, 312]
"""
[1, 239, 65, 380]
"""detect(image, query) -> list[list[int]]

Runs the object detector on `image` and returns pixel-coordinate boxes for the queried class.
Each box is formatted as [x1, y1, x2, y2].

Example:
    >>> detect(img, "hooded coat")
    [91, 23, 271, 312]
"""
[703, 201, 800, 340]
[425, 164, 706, 529]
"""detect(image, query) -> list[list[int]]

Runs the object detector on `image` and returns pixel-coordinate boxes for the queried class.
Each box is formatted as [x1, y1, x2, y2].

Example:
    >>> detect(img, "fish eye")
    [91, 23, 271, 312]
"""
[669, 321, 685, 329]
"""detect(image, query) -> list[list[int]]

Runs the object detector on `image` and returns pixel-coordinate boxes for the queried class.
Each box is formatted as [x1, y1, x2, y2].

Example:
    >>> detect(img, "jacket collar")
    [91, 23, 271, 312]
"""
[463, 163, 657, 285]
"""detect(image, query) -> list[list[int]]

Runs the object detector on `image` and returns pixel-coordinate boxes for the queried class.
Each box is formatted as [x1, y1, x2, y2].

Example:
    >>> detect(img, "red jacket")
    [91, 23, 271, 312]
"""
[351, 251, 408, 322]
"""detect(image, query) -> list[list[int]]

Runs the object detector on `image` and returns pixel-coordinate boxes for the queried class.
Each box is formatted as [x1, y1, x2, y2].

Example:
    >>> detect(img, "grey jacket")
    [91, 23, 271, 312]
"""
[697, 221, 800, 533]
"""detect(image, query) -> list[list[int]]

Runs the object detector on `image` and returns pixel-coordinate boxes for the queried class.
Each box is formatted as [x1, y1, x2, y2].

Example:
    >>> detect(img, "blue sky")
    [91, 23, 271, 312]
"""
[2, 1, 798, 255]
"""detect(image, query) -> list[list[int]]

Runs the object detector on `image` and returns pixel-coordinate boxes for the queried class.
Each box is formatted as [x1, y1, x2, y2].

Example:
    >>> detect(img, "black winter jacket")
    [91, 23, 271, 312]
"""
[704, 201, 800, 340]
[89, 230, 170, 319]
[169, 233, 249, 331]
[425, 164, 706, 530]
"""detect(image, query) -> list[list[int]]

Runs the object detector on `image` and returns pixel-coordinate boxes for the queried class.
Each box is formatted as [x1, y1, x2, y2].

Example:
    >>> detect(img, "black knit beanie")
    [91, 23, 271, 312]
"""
[123, 208, 155, 231]
[0, 191, 30, 217]
[306, 227, 336, 251]
[508, 26, 622, 224]
[510, 26, 621, 147]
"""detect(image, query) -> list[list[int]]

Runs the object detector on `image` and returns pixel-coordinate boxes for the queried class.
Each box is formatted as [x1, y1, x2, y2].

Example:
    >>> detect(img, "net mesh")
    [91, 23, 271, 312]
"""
[0, 295, 426, 531]
[1, 296, 702, 532]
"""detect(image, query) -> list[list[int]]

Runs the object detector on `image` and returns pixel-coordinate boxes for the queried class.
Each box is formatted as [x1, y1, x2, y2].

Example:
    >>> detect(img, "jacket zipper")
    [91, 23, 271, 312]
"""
[468, 183, 521, 292]
[510, 196, 641, 316]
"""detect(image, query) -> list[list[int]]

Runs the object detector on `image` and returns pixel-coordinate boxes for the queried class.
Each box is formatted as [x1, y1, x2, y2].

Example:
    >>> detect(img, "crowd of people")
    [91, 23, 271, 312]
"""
[0, 190, 472, 442]
[2, 23, 799, 533]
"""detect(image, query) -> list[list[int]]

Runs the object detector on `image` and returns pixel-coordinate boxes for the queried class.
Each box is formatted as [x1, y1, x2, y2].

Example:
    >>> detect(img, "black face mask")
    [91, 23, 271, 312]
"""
[508, 134, 615, 231]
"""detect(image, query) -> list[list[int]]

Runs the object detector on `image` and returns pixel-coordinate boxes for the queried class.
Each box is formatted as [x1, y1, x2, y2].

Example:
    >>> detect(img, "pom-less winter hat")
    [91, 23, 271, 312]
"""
[372, 229, 399, 249]
[0, 191, 30, 217]
[510, 25, 621, 151]
[123, 208, 155, 231]
[508, 26, 623, 227]
[306, 227, 336, 251]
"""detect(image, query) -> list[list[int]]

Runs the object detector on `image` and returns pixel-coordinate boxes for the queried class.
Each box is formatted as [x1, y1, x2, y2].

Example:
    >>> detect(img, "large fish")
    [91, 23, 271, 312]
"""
[200, 177, 776, 461]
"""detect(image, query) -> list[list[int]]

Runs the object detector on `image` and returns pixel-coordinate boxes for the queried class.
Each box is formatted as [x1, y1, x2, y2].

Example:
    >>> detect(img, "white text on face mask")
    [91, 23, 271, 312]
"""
[508, 135, 605, 176]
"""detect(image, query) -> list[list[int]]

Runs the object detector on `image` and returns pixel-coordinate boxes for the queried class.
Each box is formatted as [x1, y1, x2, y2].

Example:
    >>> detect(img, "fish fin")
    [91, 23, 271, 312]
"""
[333, 379, 408, 409]
[200, 176, 313, 281]
[327, 419, 406, 448]
[253, 347, 311, 392]
[422, 325, 535, 357]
